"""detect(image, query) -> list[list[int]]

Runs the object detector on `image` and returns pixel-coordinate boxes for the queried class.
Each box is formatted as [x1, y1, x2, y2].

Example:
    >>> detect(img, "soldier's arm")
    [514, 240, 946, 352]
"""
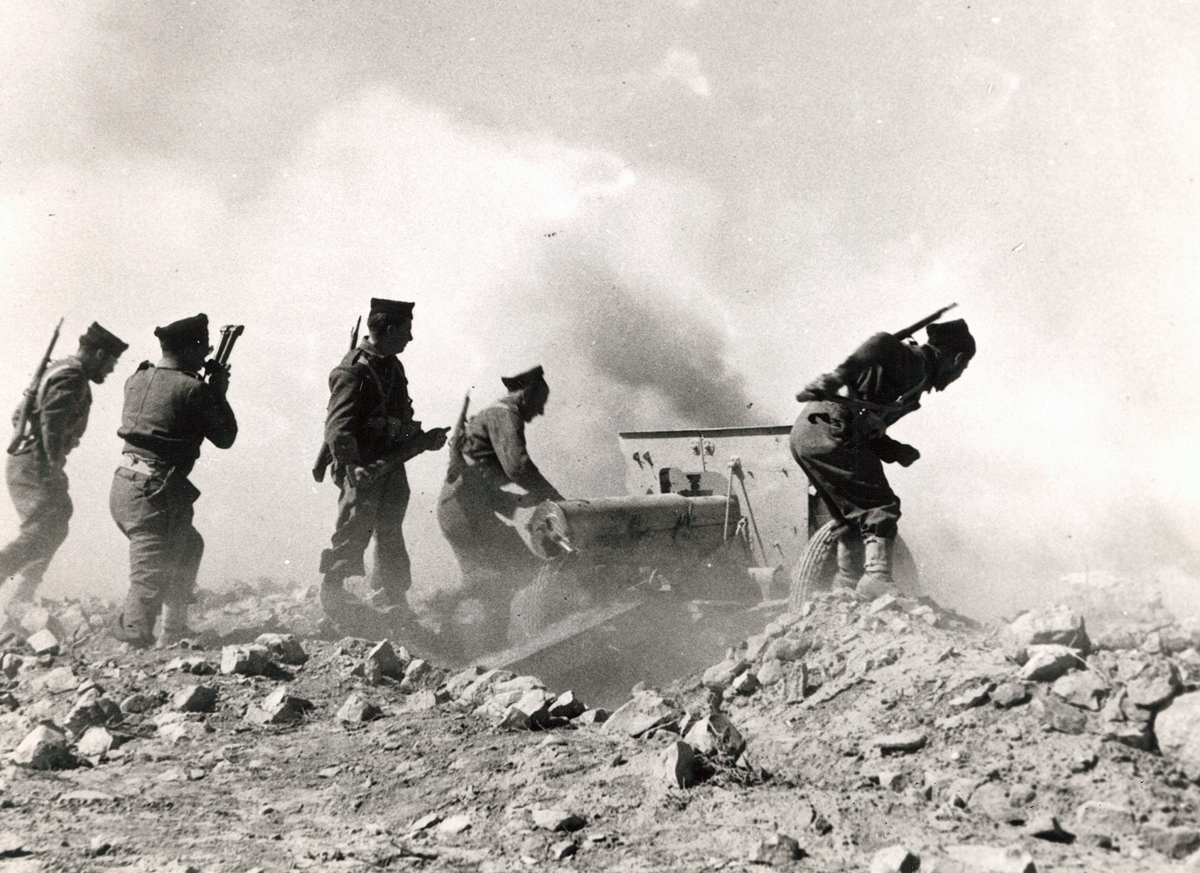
[38, 368, 88, 467]
[324, 365, 363, 466]
[489, 409, 563, 501]
[195, 380, 238, 450]
[832, 332, 907, 387]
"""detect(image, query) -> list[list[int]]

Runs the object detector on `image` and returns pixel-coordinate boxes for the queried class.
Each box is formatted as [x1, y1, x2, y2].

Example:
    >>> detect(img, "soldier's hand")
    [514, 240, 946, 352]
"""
[894, 443, 921, 467]
[344, 463, 366, 488]
[796, 372, 843, 403]
[206, 363, 230, 396]
[426, 428, 449, 451]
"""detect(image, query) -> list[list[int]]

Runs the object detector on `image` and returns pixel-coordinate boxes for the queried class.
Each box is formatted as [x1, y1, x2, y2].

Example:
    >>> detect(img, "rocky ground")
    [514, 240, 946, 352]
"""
[3, 574, 1200, 873]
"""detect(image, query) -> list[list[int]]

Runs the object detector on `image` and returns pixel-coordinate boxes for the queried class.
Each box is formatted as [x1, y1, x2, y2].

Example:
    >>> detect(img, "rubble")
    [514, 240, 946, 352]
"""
[0, 576, 1196, 872]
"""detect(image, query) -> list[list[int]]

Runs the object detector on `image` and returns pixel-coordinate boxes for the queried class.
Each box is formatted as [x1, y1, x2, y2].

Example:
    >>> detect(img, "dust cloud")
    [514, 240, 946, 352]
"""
[2, 5, 1199, 624]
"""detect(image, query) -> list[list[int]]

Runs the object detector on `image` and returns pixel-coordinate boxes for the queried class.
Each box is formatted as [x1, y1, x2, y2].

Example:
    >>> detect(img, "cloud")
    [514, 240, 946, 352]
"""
[655, 49, 711, 97]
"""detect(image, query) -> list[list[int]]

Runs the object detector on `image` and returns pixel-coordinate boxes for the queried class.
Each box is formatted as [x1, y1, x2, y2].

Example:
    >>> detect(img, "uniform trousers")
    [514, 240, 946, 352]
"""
[0, 451, 72, 594]
[110, 465, 204, 633]
[320, 466, 412, 601]
[790, 400, 902, 540]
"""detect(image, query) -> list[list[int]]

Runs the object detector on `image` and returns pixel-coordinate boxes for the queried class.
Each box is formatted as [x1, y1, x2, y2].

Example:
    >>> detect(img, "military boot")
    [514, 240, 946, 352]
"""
[319, 574, 353, 620]
[856, 534, 898, 601]
[111, 599, 158, 649]
[157, 602, 192, 648]
[832, 529, 865, 590]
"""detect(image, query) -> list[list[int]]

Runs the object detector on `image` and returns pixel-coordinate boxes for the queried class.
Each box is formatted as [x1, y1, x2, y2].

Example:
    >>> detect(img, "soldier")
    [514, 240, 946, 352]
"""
[791, 319, 975, 598]
[437, 365, 563, 652]
[110, 314, 237, 647]
[318, 299, 448, 632]
[1, 323, 128, 608]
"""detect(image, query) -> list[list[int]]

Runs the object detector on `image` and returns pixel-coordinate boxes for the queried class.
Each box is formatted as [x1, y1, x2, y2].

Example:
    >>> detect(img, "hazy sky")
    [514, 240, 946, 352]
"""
[2, 1, 1197, 618]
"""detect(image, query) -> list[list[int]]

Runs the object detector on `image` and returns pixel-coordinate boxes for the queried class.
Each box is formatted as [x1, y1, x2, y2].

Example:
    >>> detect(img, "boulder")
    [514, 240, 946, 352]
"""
[1154, 691, 1200, 780]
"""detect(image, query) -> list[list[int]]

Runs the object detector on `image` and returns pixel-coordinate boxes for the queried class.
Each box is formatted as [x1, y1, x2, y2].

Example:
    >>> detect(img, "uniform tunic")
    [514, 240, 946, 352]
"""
[437, 396, 562, 586]
[318, 341, 421, 600]
[790, 333, 931, 540]
[109, 362, 236, 625]
[0, 357, 92, 590]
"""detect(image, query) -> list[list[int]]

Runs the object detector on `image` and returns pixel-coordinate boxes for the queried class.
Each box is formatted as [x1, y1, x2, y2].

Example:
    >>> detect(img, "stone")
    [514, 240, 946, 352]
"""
[756, 658, 784, 687]
[336, 692, 382, 724]
[1023, 813, 1075, 843]
[164, 656, 214, 675]
[437, 814, 471, 835]
[531, 808, 586, 832]
[1019, 645, 1080, 682]
[1031, 694, 1087, 734]
[1103, 721, 1153, 751]
[765, 633, 813, 662]
[943, 844, 1036, 872]
[25, 628, 60, 656]
[29, 665, 77, 695]
[575, 708, 609, 725]
[1125, 659, 1181, 711]
[1152, 691, 1200, 780]
[405, 689, 442, 711]
[75, 726, 116, 759]
[64, 696, 122, 737]
[1002, 605, 1089, 660]
[874, 729, 927, 755]
[1142, 826, 1200, 860]
[682, 713, 745, 761]
[364, 640, 406, 679]
[731, 670, 760, 696]
[605, 692, 681, 737]
[548, 690, 586, 720]
[172, 684, 218, 713]
[120, 692, 160, 714]
[949, 683, 994, 709]
[1, 653, 23, 679]
[1049, 671, 1108, 710]
[990, 682, 1030, 709]
[246, 687, 313, 725]
[220, 645, 271, 676]
[702, 658, 747, 691]
[11, 723, 74, 769]
[444, 666, 485, 698]
[749, 831, 804, 864]
[254, 633, 308, 665]
[549, 839, 576, 860]
[870, 844, 919, 873]
[657, 740, 703, 788]
[1073, 799, 1137, 836]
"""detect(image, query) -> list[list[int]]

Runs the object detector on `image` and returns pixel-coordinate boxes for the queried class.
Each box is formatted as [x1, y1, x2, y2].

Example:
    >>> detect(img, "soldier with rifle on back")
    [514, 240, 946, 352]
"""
[315, 299, 448, 638]
[437, 365, 564, 655]
[1, 320, 128, 611]
[109, 314, 240, 648]
[791, 305, 975, 599]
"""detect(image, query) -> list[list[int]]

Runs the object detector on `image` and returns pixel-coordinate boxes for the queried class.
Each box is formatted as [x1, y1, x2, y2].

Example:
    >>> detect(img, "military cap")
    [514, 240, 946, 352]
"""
[370, 298, 415, 318]
[925, 318, 976, 359]
[81, 322, 129, 356]
[154, 313, 209, 345]
[501, 365, 546, 392]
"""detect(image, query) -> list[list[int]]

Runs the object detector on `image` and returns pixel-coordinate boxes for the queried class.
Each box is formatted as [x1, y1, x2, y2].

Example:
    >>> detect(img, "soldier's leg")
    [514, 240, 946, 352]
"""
[109, 469, 172, 646]
[832, 528, 865, 590]
[319, 472, 380, 615]
[0, 453, 72, 594]
[160, 506, 204, 646]
[370, 468, 412, 608]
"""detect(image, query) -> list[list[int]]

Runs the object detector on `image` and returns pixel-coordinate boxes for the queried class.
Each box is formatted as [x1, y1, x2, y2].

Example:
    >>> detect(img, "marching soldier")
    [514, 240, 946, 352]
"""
[437, 365, 563, 652]
[110, 314, 237, 647]
[791, 319, 975, 598]
[1, 323, 128, 608]
[317, 299, 447, 632]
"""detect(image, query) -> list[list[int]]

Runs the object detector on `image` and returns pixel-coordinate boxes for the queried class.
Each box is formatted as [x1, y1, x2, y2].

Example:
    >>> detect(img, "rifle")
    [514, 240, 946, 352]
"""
[893, 302, 957, 341]
[7, 318, 64, 455]
[444, 392, 471, 484]
[311, 319, 363, 483]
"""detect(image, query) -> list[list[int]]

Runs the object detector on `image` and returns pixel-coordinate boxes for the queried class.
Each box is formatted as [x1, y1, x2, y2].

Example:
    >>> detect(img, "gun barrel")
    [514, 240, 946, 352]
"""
[6, 318, 64, 455]
[893, 303, 957, 341]
[214, 325, 244, 366]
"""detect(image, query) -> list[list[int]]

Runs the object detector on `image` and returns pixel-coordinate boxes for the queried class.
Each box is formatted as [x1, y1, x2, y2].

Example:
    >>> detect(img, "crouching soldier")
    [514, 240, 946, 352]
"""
[110, 314, 237, 647]
[437, 365, 563, 654]
[1, 322, 128, 609]
[791, 319, 975, 599]
[317, 299, 448, 636]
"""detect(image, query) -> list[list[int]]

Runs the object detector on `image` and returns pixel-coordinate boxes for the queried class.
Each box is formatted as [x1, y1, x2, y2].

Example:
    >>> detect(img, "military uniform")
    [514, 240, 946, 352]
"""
[1, 323, 126, 603]
[110, 315, 236, 644]
[790, 332, 930, 540]
[437, 367, 562, 650]
[318, 337, 427, 605]
[791, 319, 974, 595]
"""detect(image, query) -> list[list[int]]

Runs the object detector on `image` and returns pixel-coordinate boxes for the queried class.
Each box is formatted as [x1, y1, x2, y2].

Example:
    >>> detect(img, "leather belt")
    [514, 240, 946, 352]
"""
[121, 454, 171, 476]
